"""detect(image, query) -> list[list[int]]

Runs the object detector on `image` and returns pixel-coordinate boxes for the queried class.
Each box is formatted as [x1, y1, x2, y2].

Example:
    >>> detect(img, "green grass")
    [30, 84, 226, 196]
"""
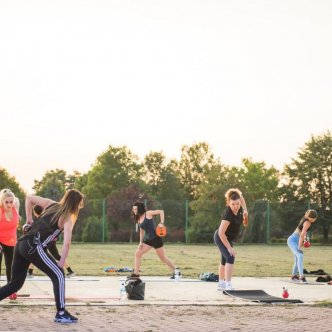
[45, 243, 332, 278]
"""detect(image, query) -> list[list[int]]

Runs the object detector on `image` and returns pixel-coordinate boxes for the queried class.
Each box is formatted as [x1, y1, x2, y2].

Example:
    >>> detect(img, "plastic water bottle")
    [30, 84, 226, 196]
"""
[174, 268, 181, 281]
[120, 283, 126, 301]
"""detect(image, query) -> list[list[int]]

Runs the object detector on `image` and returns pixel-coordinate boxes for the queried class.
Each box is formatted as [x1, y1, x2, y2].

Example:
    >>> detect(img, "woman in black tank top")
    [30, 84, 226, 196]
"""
[287, 209, 317, 283]
[0, 189, 84, 324]
[131, 202, 180, 279]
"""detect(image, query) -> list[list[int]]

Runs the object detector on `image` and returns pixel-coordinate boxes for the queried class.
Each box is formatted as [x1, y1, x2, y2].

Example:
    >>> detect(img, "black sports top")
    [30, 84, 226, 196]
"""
[19, 203, 62, 248]
[218, 206, 244, 241]
[139, 216, 157, 241]
[296, 217, 311, 232]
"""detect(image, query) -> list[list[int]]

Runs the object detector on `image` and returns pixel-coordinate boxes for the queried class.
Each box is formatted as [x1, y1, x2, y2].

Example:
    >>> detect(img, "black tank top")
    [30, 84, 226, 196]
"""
[19, 203, 62, 248]
[296, 217, 311, 232]
[139, 215, 157, 240]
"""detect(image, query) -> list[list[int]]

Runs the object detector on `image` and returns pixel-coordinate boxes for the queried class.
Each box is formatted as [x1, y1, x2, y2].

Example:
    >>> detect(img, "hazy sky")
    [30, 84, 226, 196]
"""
[1, 0, 332, 192]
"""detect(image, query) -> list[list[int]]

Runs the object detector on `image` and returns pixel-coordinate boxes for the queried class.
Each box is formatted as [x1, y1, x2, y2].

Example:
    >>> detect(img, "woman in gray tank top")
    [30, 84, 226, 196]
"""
[131, 202, 181, 279]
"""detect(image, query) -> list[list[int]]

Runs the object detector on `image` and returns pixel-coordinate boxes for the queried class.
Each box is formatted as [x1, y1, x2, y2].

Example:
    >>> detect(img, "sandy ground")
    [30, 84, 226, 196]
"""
[0, 305, 332, 332]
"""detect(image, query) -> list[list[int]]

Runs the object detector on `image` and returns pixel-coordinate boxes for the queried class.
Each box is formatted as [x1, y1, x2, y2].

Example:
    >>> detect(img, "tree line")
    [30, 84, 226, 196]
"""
[1, 131, 331, 243]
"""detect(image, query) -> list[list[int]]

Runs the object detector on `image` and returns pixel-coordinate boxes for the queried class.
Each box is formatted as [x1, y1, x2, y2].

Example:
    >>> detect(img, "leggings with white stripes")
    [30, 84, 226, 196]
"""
[0, 239, 66, 311]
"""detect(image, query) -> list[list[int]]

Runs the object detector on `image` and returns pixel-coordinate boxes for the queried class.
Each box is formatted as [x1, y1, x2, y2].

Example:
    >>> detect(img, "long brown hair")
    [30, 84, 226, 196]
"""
[43, 189, 84, 228]
[133, 202, 146, 223]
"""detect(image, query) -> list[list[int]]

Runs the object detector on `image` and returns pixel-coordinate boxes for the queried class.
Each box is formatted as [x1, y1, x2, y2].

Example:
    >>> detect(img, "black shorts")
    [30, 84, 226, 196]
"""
[143, 237, 163, 249]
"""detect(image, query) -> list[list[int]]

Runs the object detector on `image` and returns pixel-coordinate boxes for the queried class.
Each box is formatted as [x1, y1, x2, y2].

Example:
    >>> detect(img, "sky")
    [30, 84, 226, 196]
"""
[1, 0, 332, 192]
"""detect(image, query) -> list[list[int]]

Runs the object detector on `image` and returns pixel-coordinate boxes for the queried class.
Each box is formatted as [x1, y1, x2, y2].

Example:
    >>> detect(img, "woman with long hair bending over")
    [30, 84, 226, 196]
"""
[0, 189, 84, 324]
[287, 209, 317, 283]
[214, 189, 248, 291]
[131, 202, 180, 279]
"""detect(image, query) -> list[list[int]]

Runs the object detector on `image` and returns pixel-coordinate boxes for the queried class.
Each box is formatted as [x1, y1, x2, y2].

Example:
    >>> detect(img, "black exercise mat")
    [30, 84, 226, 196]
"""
[223, 290, 303, 303]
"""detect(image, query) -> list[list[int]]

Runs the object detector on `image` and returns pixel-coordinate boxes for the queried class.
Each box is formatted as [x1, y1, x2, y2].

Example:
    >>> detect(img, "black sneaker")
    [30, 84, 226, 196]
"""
[291, 275, 299, 282]
[299, 276, 308, 284]
[54, 310, 78, 323]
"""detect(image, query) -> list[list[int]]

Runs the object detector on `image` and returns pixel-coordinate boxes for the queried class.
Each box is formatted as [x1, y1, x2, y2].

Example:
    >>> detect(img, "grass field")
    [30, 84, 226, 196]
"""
[47, 243, 332, 278]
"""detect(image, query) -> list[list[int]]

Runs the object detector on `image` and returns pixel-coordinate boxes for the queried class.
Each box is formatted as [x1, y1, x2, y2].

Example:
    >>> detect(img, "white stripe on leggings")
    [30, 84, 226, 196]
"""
[36, 245, 65, 308]
[42, 229, 62, 248]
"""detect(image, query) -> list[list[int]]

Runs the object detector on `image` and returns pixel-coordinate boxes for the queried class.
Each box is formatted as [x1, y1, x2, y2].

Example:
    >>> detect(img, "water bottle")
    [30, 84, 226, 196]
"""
[120, 283, 126, 301]
[174, 268, 181, 281]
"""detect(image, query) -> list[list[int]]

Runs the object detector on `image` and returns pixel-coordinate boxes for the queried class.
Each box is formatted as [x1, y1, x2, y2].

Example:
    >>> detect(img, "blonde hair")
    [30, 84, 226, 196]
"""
[225, 188, 242, 206]
[0, 189, 15, 207]
[43, 189, 84, 228]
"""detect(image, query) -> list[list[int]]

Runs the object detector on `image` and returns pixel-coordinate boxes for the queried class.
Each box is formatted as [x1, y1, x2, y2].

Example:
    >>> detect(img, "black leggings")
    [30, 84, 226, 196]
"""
[0, 243, 14, 282]
[47, 241, 61, 261]
[0, 240, 65, 311]
[214, 231, 235, 265]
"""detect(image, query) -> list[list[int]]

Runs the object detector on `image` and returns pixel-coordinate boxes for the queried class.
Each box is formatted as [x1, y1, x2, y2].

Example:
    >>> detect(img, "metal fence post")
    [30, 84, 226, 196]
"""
[185, 199, 189, 244]
[266, 200, 270, 244]
[102, 198, 106, 243]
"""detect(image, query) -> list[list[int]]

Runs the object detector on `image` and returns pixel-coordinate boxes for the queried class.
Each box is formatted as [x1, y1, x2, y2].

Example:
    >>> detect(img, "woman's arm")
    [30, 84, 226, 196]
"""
[25, 194, 56, 225]
[240, 196, 248, 213]
[58, 216, 73, 268]
[146, 210, 165, 224]
[218, 220, 235, 257]
[240, 196, 249, 227]
[298, 221, 311, 249]
[139, 228, 144, 244]
[137, 227, 145, 250]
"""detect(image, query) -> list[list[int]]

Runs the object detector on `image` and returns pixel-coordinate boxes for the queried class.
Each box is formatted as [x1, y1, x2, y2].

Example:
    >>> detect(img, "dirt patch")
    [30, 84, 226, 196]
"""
[0, 305, 331, 331]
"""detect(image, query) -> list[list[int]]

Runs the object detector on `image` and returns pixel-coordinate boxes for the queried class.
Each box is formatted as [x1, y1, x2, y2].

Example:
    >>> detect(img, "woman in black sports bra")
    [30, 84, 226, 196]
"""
[287, 209, 317, 283]
[131, 202, 180, 279]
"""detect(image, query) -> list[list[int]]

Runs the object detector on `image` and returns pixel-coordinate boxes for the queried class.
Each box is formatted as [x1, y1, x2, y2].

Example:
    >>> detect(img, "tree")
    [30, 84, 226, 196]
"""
[189, 159, 280, 243]
[283, 131, 332, 241]
[33, 169, 68, 201]
[142, 152, 185, 201]
[106, 184, 154, 242]
[0, 167, 25, 215]
[238, 158, 280, 204]
[83, 145, 142, 199]
[142, 151, 168, 197]
[178, 142, 219, 200]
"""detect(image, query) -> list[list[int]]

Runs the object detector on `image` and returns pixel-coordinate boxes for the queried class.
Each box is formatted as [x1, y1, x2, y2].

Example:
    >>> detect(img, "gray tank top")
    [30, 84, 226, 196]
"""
[139, 216, 157, 240]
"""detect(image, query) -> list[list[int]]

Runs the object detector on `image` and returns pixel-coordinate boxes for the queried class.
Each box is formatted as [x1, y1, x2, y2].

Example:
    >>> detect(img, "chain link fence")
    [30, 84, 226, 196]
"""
[72, 199, 331, 244]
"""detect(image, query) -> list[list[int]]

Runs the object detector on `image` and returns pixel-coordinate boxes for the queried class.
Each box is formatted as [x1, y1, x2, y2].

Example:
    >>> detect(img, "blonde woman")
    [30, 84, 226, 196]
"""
[214, 188, 248, 291]
[0, 189, 84, 324]
[0, 189, 20, 298]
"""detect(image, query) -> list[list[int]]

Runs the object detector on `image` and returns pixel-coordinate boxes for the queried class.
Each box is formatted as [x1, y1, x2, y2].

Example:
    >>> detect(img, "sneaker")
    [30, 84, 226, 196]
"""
[299, 277, 308, 284]
[291, 275, 299, 282]
[27, 273, 34, 279]
[225, 282, 234, 290]
[66, 272, 76, 278]
[217, 281, 226, 291]
[54, 310, 78, 324]
[170, 268, 182, 279]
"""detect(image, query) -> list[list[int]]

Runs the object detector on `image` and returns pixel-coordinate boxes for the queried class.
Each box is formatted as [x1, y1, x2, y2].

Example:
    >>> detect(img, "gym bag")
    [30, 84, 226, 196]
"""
[125, 277, 145, 300]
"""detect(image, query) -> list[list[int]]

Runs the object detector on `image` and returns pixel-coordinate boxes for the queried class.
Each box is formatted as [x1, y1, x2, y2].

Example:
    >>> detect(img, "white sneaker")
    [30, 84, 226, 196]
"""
[225, 282, 234, 290]
[217, 281, 226, 291]
[66, 272, 76, 278]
